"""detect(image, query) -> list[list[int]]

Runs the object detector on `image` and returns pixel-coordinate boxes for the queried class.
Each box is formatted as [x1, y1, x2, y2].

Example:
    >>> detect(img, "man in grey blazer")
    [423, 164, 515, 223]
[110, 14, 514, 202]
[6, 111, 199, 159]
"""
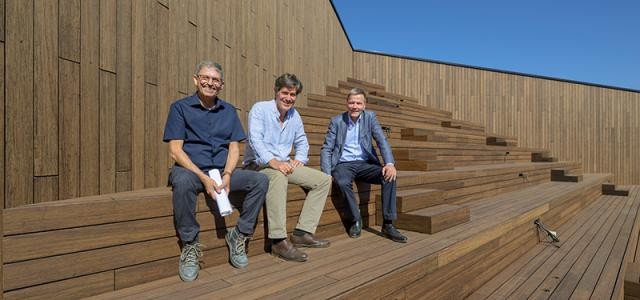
[320, 88, 407, 243]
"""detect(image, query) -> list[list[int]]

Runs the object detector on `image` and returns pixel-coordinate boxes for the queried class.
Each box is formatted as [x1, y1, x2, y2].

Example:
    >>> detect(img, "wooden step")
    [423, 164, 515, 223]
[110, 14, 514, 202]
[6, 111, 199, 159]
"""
[366, 95, 401, 108]
[486, 137, 507, 146]
[442, 120, 462, 129]
[602, 183, 630, 196]
[395, 160, 454, 172]
[401, 128, 434, 137]
[395, 204, 470, 234]
[392, 149, 438, 161]
[551, 175, 584, 183]
[402, 128, 485, 145]
[442, 120, 485, 133]
[377, 188, 446, 213]
[532, 152, 558, 162]
[486, 134, 518, 147]
[325, 86, 449, 118]
[345, 77, 386, 92]
[551, 169, 584, 182]
[402, 133, 449, 143]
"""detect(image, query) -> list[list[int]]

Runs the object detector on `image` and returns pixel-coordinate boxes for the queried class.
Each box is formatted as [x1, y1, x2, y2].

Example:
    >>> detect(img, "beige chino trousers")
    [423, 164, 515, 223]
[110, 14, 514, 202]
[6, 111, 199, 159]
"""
[259, 166, 331, 239]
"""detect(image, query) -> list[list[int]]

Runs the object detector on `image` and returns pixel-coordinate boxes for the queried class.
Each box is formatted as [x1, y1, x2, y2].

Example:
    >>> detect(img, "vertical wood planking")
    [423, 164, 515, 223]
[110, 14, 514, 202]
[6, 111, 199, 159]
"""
[58, 59, 80, 200]
[33, 176, 58, 203]
[144, 0, 157, 85]
[100, 71, 116, 193]
[99, 0, 117, 73]
[144, 83, 158, 188]
[175, 0, 190, 95]
[80, 0, 101, 196]
[0, 41, 5, 208]
[116, 0, 132, 174]
[157, 2, 174, 181]
[5, 0, 34, 207]
[58, 0, 80, 62]
[116, 171, 131, 192]
[195, 0, 210, 65]
[130, 0, 145, 190]
[0, 0, 5, 41]
[33, 0, 58, 177]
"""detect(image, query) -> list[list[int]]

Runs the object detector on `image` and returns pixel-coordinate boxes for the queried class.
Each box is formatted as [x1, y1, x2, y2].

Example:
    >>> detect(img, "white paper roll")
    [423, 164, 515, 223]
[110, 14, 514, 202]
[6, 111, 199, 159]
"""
[208, 169, 233, 217]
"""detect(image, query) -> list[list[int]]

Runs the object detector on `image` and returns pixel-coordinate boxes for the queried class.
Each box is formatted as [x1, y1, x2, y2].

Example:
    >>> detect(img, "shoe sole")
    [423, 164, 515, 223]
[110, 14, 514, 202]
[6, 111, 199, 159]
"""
[292, 242, 330, 248]
[179, 270, 198, 282]
[271, 251, 308, 262]
[383, 233, 408, 243]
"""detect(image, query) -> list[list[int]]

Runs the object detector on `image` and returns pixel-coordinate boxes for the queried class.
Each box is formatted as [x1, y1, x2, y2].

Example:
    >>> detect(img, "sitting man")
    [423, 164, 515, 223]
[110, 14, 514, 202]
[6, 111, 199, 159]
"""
[244, 73, 332, 262]
[163, 60, 268, 281]
[320, 87, 407, 243]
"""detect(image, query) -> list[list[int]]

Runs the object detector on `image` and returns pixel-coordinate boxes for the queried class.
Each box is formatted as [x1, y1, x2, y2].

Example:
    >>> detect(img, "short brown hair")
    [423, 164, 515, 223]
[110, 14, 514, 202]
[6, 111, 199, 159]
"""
[274, 73, 303, 95]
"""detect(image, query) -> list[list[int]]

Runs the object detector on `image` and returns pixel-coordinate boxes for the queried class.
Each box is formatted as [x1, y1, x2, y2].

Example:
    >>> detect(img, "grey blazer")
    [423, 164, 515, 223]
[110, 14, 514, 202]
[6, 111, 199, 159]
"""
[320, 110, 394, 174]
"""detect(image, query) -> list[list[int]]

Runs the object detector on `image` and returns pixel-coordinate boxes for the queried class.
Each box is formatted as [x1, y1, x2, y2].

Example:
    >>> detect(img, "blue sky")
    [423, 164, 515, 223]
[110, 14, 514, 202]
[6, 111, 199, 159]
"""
[332, 0, 640, 91]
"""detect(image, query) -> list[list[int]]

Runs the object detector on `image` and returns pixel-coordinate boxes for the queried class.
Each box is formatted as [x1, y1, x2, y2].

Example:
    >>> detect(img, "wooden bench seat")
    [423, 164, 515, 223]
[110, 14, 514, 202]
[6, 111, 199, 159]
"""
[1, 182, 381, 295]
[469, 186, 640, 299]
[1, 161, 581, 298]
[86, 174, 614, 299]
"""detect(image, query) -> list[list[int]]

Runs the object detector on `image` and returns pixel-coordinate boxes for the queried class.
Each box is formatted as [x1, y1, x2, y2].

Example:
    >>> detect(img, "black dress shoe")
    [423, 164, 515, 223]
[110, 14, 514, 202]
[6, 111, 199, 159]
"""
[349, 219, 362, 238]
[382, 224, 408, 243]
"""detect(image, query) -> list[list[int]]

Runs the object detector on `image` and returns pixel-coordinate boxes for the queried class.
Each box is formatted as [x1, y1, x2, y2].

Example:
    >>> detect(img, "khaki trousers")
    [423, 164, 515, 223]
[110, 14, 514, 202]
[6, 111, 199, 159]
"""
[260, 166, 331, 239]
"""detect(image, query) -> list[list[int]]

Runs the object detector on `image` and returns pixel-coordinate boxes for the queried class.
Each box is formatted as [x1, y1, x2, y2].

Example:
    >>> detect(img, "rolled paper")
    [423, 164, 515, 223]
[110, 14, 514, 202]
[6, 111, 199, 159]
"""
[208, 169, 233, 217]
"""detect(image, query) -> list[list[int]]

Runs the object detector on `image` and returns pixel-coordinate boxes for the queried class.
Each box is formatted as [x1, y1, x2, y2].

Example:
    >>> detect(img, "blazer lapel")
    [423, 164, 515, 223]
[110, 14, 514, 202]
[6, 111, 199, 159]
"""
[339, 113, 349, 143]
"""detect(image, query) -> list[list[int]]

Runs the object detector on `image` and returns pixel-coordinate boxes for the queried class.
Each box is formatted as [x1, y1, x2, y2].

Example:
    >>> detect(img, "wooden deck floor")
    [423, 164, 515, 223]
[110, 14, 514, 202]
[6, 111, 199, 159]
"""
[469, 186, 640, 299]
[86, 174, 620, 299]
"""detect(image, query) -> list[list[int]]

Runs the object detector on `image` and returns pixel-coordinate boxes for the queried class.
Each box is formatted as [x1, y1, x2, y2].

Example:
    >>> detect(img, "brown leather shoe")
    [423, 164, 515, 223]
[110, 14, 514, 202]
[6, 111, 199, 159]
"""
[291, 232, 330, 248]
[271, 239, 308, 262]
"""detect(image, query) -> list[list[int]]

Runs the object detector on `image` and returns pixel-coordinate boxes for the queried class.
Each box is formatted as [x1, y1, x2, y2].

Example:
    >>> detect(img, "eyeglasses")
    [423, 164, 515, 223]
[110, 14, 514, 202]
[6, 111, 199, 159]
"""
[195, 74, 223, 85]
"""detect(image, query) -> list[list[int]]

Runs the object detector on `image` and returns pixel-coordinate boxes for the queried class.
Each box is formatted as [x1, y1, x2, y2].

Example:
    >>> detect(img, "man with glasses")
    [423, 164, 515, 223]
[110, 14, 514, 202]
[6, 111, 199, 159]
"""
[163, 60, 268, 281]
[244, 73, 332, 262]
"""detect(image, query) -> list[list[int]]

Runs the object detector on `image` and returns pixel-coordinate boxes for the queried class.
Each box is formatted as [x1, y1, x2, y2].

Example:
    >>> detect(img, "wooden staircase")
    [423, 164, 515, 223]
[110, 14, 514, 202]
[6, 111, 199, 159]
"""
[376, 188, 469, 234]
[2, 77, 636, 299]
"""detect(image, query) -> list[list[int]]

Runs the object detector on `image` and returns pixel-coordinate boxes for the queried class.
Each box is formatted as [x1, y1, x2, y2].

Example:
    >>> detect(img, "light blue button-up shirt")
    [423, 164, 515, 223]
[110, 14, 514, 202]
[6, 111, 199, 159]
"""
[339, 116, 368, 162]
[244, 99, 309, 166]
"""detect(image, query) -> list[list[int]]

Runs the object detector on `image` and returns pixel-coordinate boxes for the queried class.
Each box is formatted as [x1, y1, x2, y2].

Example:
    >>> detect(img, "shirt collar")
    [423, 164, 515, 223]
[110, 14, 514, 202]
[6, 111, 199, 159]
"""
[348, 113, 363, 126]
[187, 92, 224, 111]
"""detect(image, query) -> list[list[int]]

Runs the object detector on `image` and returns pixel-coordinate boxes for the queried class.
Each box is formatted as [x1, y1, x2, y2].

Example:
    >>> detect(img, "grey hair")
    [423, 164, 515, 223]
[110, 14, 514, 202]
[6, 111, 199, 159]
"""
[274, 73, 303, 95]
[194, 60, 224, 80]
[347, 87, 368, 102]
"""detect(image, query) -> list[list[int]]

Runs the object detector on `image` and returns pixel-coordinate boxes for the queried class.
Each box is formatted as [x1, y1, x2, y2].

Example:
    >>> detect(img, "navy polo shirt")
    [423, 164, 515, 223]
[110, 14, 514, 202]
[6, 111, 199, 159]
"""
[163, 93, 246, 171]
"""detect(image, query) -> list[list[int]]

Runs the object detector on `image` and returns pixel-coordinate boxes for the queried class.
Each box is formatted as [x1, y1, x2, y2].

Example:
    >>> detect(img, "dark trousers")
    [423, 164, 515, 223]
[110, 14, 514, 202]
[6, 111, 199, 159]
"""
[169, 165, 268, 243]
[332, 161, 397, 222]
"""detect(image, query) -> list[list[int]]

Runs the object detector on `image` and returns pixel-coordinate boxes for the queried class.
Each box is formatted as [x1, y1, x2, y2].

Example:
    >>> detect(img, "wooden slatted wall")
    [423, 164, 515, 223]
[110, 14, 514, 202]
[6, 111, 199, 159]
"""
[0, 0, 353, 208]
[353, 51, 640, 184]
[2, 0, 636, 208]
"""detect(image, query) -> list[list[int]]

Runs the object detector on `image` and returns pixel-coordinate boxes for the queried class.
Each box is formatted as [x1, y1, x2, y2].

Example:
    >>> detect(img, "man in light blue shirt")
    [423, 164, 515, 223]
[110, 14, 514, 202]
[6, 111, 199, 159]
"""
[245, 73, 332, 262]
